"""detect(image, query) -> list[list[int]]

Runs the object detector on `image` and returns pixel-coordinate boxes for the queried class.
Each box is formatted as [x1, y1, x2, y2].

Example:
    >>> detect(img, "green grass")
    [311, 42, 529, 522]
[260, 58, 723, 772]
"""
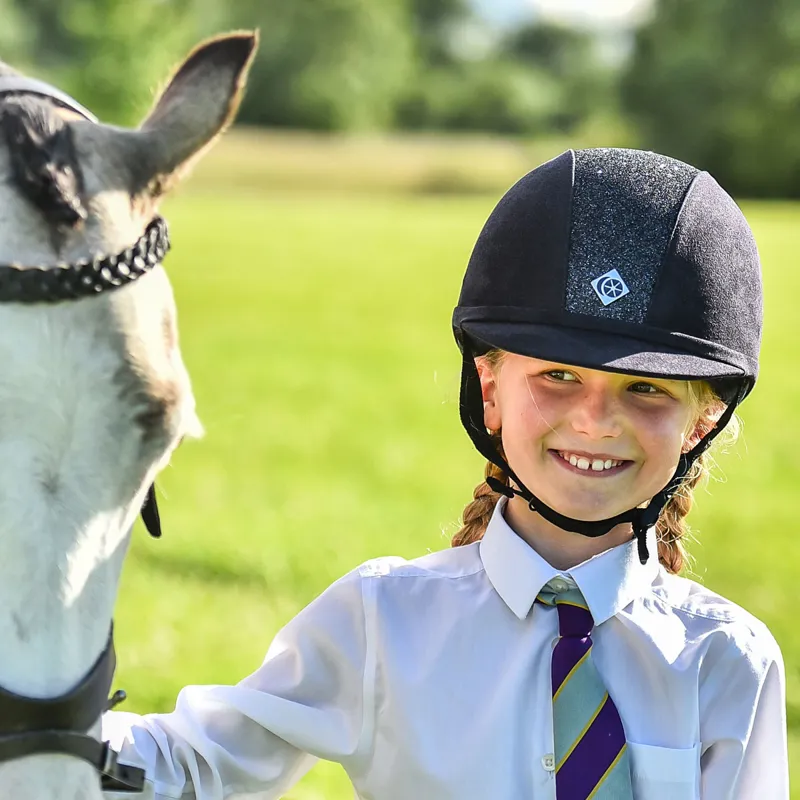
[110, 169, 800, 796]
[180, 127, 600, 197]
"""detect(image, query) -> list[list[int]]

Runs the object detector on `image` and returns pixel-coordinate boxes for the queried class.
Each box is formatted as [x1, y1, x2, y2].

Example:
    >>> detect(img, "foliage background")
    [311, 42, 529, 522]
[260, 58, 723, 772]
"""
[3, 0, 799, 194]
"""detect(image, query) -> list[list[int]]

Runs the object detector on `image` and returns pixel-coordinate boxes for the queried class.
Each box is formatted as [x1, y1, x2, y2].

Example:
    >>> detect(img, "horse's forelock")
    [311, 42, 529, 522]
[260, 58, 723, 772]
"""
[0, 95, 87, 231]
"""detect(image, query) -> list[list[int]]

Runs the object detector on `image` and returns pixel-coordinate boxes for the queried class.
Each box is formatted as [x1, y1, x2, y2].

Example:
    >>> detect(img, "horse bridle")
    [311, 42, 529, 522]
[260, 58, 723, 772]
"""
[0, 77, 169, 792]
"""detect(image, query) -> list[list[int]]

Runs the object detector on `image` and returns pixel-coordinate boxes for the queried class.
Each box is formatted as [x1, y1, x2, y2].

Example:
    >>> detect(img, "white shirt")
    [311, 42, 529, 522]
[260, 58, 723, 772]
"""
[103, 499, 788, 799]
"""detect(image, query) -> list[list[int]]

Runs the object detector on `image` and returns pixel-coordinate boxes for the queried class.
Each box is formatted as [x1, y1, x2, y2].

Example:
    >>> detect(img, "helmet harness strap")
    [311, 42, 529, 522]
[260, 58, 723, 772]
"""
[459, 338, 744, 565]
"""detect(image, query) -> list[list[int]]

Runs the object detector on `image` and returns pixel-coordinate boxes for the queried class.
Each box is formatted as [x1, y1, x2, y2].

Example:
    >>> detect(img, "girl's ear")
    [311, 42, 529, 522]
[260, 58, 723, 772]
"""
[476, 358, 502, 432]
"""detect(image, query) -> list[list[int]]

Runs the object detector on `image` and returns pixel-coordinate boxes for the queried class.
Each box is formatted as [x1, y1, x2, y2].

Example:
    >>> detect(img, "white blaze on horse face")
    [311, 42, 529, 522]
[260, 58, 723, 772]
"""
[0, 31, 256, 800]
[0, 189, 197, 653]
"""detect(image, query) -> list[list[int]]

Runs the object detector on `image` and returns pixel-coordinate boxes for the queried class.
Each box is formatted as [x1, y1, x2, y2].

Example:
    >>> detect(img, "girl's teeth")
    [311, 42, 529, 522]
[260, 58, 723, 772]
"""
[559, 452, 622, 472]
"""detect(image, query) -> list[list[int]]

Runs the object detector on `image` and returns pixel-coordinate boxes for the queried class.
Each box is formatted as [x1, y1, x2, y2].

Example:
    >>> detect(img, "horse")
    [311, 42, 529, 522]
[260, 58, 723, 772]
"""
[0, 31, 256, 799]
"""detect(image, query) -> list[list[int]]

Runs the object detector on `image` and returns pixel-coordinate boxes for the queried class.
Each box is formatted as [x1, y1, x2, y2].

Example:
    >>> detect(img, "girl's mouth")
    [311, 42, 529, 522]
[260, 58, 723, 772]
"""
[549, 449, 633, 477]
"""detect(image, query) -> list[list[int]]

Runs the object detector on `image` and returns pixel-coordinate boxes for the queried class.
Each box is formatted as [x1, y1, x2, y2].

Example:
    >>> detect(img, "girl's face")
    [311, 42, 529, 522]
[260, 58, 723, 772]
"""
[478, 353, 701, 522]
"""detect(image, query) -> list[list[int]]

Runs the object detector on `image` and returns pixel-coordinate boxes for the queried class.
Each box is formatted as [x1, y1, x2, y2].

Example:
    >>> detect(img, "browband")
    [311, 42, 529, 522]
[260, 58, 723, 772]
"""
[0, 216, 169, 304]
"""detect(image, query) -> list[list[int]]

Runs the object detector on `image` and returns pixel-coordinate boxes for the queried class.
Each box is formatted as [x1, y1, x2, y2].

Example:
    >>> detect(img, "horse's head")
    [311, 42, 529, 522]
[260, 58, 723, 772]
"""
[0, 33, 256, 798]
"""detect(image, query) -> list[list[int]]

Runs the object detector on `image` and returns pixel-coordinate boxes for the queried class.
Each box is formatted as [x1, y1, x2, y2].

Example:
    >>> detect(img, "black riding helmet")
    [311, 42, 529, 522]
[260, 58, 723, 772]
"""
[453, 148, 762, 564]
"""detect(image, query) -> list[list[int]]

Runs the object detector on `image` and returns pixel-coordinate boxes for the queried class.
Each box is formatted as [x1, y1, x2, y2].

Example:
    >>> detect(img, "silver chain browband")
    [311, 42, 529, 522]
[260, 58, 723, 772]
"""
[0, 215, 169, 303]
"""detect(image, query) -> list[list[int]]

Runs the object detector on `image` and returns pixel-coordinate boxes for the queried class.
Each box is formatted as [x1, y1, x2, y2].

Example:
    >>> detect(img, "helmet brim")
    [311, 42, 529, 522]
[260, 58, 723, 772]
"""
[461, 320, 747, 382]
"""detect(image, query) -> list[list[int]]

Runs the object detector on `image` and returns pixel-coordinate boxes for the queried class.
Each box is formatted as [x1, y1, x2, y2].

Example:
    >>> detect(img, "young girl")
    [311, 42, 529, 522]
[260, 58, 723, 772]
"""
[103, 148, 788, 799]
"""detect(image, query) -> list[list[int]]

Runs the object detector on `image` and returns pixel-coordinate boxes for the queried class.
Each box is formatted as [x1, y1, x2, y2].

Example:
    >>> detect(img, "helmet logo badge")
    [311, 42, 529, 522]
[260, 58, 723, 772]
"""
[591, 269, 630, 306]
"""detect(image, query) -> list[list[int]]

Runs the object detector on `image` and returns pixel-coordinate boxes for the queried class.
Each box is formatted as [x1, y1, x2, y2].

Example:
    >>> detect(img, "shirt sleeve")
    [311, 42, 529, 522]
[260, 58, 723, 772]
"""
[102, 567, 374, 800]
[699, 622, 789, 799]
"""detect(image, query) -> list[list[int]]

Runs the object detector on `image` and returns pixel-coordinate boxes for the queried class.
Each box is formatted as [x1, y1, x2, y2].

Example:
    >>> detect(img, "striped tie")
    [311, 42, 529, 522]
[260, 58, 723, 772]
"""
[538, 585, 633, 799]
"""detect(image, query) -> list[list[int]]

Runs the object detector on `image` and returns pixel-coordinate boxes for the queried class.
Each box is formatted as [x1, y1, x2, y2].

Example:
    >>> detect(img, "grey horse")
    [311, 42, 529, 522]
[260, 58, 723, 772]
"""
[0, 31, 256, 799]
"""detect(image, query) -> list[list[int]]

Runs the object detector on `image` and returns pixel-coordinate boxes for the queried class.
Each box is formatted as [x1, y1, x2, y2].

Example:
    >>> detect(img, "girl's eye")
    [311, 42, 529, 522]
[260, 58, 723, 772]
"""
[544, 370, 578, 382]
[629, 381, 662, 395]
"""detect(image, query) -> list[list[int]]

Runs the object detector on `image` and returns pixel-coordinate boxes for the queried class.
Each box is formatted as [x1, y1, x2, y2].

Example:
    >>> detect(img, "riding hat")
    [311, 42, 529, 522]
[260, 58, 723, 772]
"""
[453, 148, 762, 563]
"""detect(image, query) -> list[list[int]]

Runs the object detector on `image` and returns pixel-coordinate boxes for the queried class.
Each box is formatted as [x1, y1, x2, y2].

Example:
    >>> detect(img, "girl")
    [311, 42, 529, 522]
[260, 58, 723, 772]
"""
[104, 148, 788, 799]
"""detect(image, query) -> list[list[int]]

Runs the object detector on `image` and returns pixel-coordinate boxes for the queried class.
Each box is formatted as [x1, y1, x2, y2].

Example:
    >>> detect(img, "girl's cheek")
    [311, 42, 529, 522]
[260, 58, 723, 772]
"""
[632, 407, 692, 457]
[519, 384, 567, 421]
[625, 398, 688, 429]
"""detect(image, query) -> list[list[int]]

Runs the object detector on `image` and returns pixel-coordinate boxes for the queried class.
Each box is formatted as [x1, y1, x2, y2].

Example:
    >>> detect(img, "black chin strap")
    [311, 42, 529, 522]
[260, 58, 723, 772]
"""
[460, 340, 744, 565]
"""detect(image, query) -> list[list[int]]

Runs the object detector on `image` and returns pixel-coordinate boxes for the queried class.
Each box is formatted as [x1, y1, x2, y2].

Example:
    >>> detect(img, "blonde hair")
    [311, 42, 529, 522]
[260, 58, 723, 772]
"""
[451, 350, 739, 574]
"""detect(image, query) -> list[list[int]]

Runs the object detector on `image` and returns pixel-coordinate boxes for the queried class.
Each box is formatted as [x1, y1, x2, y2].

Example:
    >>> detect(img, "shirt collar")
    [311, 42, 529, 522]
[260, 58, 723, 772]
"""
[479, 497, 659, 624]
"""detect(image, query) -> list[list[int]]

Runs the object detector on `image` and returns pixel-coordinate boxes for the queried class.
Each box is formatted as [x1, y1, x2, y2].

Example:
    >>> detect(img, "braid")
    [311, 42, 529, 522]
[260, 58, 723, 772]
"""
[452, 456, 507, 547]
[654, 457, 704, 573]
[452, 348, 508, 548]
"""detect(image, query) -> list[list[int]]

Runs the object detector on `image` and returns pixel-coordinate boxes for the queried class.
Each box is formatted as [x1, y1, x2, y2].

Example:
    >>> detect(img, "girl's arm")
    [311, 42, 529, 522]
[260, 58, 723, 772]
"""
[103, 567, 375, 800]
[699, 627, 789, 798]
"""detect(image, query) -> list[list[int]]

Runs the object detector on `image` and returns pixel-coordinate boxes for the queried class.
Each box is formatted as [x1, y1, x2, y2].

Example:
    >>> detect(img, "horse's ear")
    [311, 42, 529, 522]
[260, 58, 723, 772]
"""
[134, 31, 258, 196]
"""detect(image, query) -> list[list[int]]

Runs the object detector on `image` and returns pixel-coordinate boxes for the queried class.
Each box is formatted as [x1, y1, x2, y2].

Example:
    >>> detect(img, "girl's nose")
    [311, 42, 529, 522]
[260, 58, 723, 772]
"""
[569, 387, 624, 439]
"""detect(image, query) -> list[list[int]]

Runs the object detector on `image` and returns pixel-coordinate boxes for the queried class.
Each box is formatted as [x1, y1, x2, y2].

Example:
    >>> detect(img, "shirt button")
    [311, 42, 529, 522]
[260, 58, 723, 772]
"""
[551, 578, 568, 592]
[541, 753, 556, 772]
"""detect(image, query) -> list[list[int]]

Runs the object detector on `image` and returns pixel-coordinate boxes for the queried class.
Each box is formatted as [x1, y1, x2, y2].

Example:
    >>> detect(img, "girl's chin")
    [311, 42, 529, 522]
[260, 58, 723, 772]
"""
[510, 489, 636, 524]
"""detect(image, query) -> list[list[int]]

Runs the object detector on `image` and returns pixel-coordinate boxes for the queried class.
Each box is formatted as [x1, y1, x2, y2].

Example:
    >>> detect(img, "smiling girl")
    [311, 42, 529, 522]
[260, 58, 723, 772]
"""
[104, 149, 787, 799]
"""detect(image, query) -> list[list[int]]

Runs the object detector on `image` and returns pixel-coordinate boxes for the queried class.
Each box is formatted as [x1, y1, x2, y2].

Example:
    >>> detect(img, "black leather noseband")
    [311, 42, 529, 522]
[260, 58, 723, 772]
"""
[0, 632, 145, 791]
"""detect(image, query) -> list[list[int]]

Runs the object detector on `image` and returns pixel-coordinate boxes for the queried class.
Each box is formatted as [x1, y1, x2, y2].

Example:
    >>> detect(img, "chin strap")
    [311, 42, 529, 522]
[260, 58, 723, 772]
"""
[461, 339, 744, 564]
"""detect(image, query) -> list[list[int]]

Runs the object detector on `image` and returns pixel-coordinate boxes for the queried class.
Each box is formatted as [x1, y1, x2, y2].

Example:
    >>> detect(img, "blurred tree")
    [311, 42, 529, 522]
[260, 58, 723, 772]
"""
[397, 18, 613, 136]
[397, 60, 562, 134]
[229, 0, 414, 131]
[0, 0, 29, 67]
[0, 0, 622, 139]
[394, 0, 478, 129]
[506, 22, 615, 131]
[406, 0, 471, 67]
[2, 0, 216, 125]
[623, 0, 800, 196]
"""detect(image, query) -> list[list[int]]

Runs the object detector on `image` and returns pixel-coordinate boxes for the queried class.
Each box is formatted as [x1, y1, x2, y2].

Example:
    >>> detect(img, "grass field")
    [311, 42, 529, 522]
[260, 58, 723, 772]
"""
[111, 132, 800, 797]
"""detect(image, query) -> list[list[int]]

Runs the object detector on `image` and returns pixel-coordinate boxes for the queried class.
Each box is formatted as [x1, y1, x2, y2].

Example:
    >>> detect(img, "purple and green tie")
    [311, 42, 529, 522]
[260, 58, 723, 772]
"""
[538, 585, 633, 799]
